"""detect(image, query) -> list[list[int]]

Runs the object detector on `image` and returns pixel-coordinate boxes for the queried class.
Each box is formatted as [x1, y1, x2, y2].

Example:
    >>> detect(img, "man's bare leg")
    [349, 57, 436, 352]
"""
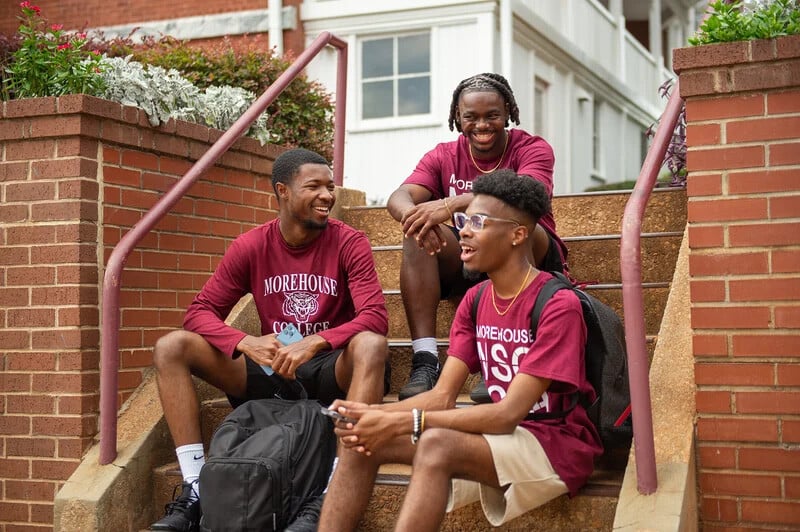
[398, 227, 463, 398]
[150, 329, 249, 530]
[334, 331, 388, 404]
[395, 428, 499, 532]
[319, 439, 415, 531]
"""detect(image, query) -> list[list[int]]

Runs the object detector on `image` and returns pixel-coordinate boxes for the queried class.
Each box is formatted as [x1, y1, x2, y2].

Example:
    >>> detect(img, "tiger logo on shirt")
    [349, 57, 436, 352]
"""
[282, 291, 319, 323]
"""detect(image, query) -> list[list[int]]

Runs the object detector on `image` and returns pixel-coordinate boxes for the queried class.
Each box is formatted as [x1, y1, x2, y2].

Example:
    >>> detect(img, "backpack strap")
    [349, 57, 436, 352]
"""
[470, 280, 490, 324]
[525, 272, 581, 422]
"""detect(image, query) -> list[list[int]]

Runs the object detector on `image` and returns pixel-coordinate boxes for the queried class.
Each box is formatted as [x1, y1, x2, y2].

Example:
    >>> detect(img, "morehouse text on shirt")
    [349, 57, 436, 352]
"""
[183, 218, 388, 357]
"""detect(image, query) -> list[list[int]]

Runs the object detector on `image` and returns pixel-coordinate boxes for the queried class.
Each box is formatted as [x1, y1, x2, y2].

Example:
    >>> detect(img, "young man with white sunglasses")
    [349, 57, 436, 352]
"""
[319, 170, 601, 531]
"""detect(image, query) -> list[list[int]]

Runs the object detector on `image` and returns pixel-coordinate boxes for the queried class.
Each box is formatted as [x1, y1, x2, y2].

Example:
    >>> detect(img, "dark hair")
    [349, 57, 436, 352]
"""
[472, 169, 550, 225]
[447, 73, 521, 132]
[271, 148, 329, 191]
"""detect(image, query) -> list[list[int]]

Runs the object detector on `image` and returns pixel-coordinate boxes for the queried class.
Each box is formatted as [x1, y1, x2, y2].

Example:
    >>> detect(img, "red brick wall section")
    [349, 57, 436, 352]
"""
[675, 35, 800, 531]
[0, 94, 280, 530]
[0, 1, 306, 59]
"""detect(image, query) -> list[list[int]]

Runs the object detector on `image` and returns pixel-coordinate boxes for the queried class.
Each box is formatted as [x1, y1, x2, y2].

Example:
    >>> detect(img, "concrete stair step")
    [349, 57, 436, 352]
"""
[153, 394, 628, 532]
[341, 188, 686, 246]
[384, 285, 670, 339]
[552, 188, 687, 238]
[373, 232, 683, 290]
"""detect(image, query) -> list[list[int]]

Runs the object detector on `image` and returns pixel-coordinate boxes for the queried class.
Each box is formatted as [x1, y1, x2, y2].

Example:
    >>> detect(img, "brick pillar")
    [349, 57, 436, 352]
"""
[675, 36, 800, 529]
[1, 97, 101, 528]
[1, 94, 280, 530]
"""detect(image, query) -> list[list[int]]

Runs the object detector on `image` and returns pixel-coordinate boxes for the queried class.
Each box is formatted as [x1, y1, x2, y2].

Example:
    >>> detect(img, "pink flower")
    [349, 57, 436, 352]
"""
[20, 1, 40, 14]
[76, 32, 87, 40]
[57, 43, 72, 50]
[51, 24, 63, 31]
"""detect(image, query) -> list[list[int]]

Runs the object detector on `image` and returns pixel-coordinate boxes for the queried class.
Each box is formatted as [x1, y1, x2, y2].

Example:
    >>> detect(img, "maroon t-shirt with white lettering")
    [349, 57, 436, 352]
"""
[402, 128, 566, 260]
[184, 218, 388, 356]
[448, 271, 602, 496]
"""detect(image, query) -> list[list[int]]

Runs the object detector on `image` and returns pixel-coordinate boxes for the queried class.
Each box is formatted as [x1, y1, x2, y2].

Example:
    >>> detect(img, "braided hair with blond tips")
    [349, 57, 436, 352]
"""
[447, 73, 521, 132]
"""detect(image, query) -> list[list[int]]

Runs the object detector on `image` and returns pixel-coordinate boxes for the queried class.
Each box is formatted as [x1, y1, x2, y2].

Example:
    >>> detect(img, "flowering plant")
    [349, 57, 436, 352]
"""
[2, 1, 105, 99]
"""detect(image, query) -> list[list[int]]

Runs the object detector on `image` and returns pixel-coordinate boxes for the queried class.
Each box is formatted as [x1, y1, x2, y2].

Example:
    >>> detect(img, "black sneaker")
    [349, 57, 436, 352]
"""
[398, 351, 439, 400]
[285, 494, 323, 532]
[469, 377, 492, 404]
[151, 481, 201, 531]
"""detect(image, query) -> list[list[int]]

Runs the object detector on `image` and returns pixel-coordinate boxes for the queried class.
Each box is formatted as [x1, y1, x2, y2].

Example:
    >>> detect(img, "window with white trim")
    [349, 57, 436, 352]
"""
[360, 32, 431, 120]
[592, 97, 603, 176]
[533, 78, 548, 137]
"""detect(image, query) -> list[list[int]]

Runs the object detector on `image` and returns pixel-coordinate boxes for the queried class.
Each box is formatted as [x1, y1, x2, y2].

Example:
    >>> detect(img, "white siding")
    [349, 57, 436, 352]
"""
[302, 0, 674, 201]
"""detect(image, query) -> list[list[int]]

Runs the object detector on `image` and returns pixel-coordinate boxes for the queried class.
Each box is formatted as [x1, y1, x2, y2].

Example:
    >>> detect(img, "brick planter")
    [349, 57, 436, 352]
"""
[0, 95, 283, 529]
[675, 34, 800, 530]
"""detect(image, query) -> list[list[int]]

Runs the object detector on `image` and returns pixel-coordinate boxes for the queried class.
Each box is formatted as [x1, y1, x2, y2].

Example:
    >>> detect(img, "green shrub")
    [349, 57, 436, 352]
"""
[690, 0, 800, 45]
[2, 3, 335, 159]
[99, 35, 334, 160]
[2, 1, 105, 100]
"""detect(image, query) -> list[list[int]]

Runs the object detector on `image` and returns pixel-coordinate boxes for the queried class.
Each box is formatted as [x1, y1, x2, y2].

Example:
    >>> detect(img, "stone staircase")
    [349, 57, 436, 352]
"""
[149, 187, 687, 531]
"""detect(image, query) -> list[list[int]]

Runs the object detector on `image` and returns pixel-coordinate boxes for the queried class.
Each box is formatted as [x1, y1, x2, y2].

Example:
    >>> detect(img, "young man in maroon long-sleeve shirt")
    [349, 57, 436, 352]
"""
[150, 148, 389, 532]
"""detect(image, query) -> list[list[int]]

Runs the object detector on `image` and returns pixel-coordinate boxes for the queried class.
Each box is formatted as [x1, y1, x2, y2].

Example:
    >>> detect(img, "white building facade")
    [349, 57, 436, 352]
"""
[301, 0, 704, 202]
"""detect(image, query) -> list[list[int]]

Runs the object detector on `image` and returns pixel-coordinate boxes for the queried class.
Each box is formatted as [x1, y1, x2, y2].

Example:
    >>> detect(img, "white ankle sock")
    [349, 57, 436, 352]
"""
[176, 443, 204, 499]
[411, 338, 438, 357]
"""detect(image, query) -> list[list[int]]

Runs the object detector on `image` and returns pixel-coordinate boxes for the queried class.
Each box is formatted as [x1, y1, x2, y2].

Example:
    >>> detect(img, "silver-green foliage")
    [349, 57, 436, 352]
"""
[99, 55, 273, 143]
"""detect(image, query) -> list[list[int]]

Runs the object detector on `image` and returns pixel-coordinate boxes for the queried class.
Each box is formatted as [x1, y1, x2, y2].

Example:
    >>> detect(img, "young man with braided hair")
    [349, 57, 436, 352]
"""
[387, 73, 567, 400]
[320, 171, 601, 531]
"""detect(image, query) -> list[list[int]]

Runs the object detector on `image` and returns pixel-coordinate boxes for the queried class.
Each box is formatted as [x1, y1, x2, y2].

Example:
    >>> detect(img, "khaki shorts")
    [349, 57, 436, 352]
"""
[446, 427, 568, 526]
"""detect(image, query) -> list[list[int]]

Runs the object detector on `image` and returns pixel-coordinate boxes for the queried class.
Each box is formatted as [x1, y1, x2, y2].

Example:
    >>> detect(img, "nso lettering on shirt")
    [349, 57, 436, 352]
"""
[475, 325, 549, 414]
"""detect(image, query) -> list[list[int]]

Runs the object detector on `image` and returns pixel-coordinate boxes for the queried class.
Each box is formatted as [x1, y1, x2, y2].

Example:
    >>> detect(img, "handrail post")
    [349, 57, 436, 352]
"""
[99, 32, 348, 465]
[620, 80, 684, 494]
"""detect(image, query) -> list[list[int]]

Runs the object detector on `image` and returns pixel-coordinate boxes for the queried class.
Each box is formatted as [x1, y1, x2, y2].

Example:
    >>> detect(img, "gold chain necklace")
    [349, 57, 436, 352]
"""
[469, 131, 509, 174]
[491, 265, 533, 316]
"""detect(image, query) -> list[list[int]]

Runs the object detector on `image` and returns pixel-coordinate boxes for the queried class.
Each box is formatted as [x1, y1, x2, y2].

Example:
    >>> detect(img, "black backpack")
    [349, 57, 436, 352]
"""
[471, 271, 633, 450]
[198, 398, 337, 531]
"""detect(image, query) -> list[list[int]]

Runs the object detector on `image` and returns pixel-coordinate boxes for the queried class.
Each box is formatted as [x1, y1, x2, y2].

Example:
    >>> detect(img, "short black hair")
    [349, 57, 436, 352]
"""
[448, 73, 521, 133]
[271, 148, 329, 191]
[472, 169, 550, 225]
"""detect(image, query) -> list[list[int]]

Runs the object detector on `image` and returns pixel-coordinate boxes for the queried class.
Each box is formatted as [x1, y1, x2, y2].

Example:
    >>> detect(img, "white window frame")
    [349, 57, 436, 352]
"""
[354, 30, 437, 131]
[533, 77, 549, 138]
[591, 97, 606, 182]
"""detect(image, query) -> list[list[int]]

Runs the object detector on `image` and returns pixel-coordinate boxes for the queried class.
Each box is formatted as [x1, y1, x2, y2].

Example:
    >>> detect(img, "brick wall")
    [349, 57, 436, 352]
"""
[0, 1, 306, 59]
[675, 35, 800, 530]
[0, 94, 280, 530]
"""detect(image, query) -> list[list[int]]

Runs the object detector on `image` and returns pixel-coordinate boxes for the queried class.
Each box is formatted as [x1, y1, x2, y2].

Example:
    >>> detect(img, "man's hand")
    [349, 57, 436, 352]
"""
[401, 201, 451, 255]
[269, 334, 327, 379]
[237, 333, 328, 379]
[330, 402, 405, 456]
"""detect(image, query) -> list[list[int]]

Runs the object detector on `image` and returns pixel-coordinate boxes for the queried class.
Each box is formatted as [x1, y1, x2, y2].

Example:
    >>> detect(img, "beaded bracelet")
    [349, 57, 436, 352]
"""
[411, 408, 421, 445]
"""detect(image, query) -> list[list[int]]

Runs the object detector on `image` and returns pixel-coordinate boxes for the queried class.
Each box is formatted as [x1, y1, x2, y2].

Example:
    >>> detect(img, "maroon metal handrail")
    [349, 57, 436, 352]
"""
[620, 79, 684, 494]
[99, 32, 348, 465]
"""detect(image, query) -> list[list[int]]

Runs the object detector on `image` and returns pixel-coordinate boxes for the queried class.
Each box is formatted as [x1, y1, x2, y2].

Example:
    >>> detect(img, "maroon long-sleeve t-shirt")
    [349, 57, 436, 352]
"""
[184, 218, 388, 356]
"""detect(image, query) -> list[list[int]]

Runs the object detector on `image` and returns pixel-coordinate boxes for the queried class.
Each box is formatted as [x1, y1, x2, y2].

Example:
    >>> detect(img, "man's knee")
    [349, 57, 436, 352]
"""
[152, 329, 198, 370]
[413, 428, 457, 471]
[347, 332, 388, 368]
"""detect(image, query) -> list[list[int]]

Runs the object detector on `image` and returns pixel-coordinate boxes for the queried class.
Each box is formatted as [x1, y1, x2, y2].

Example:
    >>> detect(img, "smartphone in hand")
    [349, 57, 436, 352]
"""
[261, 323, 303, 376]
[320, 406, 357, 425]
[276, 323, 303, 345]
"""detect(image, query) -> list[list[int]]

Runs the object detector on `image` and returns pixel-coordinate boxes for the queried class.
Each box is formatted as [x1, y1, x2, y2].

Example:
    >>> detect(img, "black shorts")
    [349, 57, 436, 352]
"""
[229, 350, 391, 409]
[442, 226, 565, 298]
